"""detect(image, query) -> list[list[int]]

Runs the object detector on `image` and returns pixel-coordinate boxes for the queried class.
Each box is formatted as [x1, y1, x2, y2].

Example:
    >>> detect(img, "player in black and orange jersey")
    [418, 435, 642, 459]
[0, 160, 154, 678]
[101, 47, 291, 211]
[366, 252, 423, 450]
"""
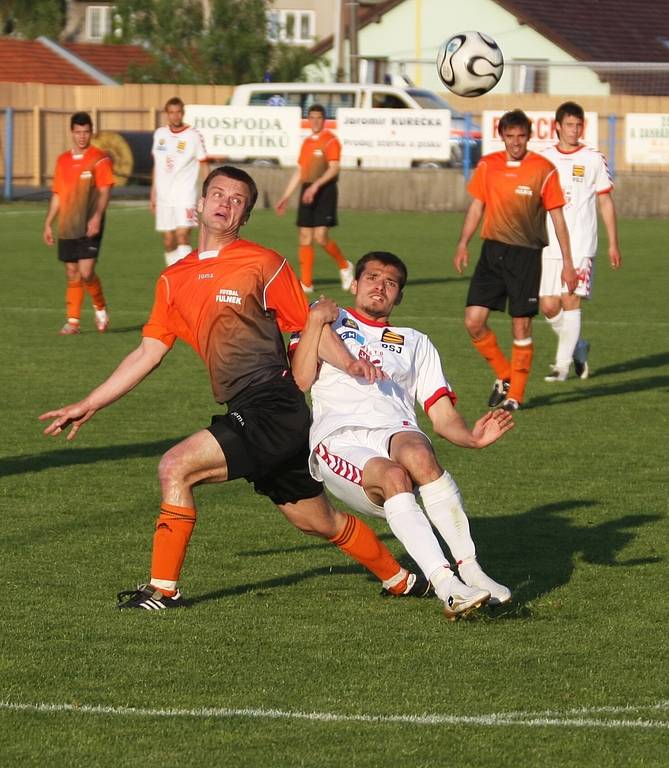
[40, 166, 429, 610]
[453, 109, 577, 411]
[274, 103, 353, 294]
[43, 112, 114, 335]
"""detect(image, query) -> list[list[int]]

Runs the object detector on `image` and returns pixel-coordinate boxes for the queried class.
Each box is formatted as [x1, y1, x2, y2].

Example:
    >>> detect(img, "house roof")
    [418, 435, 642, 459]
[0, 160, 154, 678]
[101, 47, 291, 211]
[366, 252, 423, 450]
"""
[312, 0, 669, 62]
[63, 42, 154, 80]
[0, 37, 154, 85]
[495, 0, 669, 62]
[0, 37, 101, 85]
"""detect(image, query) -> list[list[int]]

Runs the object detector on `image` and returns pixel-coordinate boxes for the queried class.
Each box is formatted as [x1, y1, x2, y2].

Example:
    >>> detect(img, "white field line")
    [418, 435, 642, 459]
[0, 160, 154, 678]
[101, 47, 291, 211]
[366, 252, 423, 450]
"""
[1, 699, 667, 731]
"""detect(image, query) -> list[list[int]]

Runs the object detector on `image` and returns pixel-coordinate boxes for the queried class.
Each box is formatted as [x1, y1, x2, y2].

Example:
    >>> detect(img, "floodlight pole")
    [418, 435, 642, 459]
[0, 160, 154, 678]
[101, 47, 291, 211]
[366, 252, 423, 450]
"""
[346, 0, 359, 83]
[3, 107, 13, 201]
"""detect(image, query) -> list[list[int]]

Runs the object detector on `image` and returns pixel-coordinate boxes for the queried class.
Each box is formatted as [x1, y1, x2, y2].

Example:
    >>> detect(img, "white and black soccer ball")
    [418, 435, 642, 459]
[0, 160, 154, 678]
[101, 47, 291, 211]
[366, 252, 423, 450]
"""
[436, 31, 504, 97]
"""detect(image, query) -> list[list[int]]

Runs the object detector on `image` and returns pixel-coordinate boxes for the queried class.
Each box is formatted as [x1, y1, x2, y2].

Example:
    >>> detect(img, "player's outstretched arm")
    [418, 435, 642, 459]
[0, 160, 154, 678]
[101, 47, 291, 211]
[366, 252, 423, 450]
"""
[428, 396, 514, 448]
[291, 296, 339, 391]
[274, 168, 301, 215]
[453, 198, 484, 274]
[39, 337, 170, 440]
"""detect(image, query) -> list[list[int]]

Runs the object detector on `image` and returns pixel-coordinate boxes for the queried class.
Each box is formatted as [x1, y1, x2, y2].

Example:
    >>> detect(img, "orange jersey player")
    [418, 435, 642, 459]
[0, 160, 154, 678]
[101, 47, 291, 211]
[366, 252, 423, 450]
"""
[40, 166, 430, 611]
[274, 103, 353, 294]
[43, 111, 113, 336]
[454, 109, 576, 411]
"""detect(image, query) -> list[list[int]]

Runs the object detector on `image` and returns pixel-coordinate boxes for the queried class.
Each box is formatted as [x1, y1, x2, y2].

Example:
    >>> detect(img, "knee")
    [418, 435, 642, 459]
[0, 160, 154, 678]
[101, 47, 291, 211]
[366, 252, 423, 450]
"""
[314, 233, 328, 248]
[382, 464, 413, 497]
[158, 451, 188, 489]
[464, 314, 485, 339]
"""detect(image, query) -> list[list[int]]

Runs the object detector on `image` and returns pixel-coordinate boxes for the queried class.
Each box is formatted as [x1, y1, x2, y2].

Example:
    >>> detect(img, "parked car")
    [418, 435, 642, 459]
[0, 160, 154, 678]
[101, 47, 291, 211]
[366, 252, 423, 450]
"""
[228, 82, 481, 167]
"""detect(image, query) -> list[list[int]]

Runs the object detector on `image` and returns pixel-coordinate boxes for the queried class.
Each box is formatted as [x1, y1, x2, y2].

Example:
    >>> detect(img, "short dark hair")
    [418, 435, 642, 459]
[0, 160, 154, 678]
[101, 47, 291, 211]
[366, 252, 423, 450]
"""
[498, 109, 532, 137]
[307, 103, 326, 118]
[165, 97, 185, 111]
[70, 111, 92, 130]
[555, 101, 585, 124]
[201, 165, 259, 220]
[355, 251, 408, 289]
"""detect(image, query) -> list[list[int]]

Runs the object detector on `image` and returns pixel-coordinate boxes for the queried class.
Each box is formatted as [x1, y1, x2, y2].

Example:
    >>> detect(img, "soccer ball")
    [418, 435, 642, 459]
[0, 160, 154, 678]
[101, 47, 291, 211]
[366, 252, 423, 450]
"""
[436, 31, 504, 97]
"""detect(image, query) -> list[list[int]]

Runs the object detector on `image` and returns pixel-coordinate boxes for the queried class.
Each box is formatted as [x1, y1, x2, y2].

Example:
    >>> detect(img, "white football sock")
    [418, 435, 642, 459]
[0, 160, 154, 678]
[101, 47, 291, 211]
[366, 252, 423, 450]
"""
[419, 472, 476, 564]
[556, 309, 581, 370]
[384, 492, 449, 580]
[545, 308, 564, 339]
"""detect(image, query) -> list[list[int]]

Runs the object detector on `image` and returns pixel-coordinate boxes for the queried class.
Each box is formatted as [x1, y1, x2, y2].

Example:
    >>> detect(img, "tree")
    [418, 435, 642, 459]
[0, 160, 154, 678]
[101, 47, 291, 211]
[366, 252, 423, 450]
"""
[113, 0, 322, 84]
[0, 0, 65, 38]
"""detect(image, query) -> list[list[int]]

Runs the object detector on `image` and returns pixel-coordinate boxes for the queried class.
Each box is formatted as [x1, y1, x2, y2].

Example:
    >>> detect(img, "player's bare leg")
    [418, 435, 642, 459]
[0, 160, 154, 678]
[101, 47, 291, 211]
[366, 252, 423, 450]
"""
[280, 493, 425, 597]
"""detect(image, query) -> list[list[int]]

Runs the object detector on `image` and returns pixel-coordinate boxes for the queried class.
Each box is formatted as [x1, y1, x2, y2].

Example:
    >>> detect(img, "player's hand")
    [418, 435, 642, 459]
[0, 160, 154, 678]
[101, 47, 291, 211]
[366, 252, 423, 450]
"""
[310, 295, 339, 324]
[609, 246, 622, 270]
[346, 358, 387, 384]
[453, 245, 469, 274]
[86, 214, 102, 238]
[301, 185, 318, 205]
[471, 409, 514, 447]
[274, 198, 288, 215]
[39, 402, 97, 441]
[562, 263, 578, 293]
[43, 225, 54, 246]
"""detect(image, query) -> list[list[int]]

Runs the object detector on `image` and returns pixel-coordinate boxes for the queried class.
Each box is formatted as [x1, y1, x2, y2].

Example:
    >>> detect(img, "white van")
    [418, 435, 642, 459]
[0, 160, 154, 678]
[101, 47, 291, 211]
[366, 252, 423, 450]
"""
[228, 82, 481, 167]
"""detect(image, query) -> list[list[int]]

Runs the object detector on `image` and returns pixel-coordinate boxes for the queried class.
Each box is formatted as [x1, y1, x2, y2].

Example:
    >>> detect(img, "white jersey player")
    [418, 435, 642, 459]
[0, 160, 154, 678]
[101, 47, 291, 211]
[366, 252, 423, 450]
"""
[151, 97, 208, 266]
[540, 101, 622, 381]
[290, 251, 515, 618]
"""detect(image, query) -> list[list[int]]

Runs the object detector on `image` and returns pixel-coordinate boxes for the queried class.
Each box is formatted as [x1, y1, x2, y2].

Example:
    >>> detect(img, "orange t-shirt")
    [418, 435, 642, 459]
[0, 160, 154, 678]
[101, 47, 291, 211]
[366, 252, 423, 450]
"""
[468, 150, 565, 249]
[52, 146, 114, 239]
[143, 239, 309, 404]
[298, 129, 341, 183]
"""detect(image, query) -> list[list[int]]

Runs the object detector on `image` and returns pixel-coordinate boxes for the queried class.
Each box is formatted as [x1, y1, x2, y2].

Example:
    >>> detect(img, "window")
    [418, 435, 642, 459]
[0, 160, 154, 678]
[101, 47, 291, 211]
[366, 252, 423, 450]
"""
[86, 5, 112, 41]
[265, 9, 315, 45]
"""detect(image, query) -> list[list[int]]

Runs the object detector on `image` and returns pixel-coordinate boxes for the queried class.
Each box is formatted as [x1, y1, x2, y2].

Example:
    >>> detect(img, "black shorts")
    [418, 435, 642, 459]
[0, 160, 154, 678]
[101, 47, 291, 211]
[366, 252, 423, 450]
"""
[466, 240, 542, 317]
[58, 232, 104, 263]
[296, 181, 338, 228]
[207, 373, 324, 506]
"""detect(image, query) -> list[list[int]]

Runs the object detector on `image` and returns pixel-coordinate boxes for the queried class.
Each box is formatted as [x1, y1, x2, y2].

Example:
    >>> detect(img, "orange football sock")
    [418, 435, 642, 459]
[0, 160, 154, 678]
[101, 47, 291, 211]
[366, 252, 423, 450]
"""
[472, 329, 512, 381]
[329, 512, 405, 589]
[508, 339, 534, 403]
[84, 275, 106, 311]
[299, 245, 315, 287]
[150, 503, 197, 591]
[65, 279, 84, 321]
[324, 240, 348, 269]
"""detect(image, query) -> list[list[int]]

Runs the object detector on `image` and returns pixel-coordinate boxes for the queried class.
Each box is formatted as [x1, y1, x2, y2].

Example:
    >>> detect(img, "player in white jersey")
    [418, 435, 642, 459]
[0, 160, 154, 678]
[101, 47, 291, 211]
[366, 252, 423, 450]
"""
[540, 101, 622, 381]
[151, 97, 209, 266]
[290, 252, 515, 619]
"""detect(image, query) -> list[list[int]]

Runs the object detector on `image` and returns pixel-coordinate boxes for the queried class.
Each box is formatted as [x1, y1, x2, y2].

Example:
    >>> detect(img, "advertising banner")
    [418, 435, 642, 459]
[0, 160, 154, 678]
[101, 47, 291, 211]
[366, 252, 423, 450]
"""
[625, 114, 669, 164]
[482, 111, 599, 155]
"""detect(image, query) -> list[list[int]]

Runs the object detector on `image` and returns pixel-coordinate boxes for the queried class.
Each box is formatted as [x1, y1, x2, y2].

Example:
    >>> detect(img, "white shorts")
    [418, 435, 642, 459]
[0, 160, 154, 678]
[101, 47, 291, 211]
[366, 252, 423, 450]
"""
[155, 204, 198, 232]
[311, 425, 424, 519]
[539, 257, 594, 299]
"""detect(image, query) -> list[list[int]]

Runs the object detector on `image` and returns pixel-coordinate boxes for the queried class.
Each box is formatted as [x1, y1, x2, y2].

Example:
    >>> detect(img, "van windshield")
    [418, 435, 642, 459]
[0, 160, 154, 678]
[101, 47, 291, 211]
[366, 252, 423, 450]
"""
[405, 88, 462, 117]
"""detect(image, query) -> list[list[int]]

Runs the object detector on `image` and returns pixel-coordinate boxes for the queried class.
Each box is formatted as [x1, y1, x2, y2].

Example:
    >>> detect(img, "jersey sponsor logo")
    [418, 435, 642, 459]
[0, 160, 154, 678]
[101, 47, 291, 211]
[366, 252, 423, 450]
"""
[198, 273, 214, 279]
[359, 345, 383, 368]
[515, 185, 533, 197]
[381, 329, 404, 345]
[177, 140, 186, 152]
[339, 329, 365, 345]
[80, 170, 92, 179]
[342, 317, 359, 329]
[215, 288, 242, 305]
[230, 411, 245, 427]
[572, 164, 585, 182]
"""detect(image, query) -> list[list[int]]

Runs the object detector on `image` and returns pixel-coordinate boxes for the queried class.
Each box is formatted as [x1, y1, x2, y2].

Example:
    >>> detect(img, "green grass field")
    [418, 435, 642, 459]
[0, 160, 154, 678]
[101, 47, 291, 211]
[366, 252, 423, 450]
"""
[1, 201, 667, 767]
